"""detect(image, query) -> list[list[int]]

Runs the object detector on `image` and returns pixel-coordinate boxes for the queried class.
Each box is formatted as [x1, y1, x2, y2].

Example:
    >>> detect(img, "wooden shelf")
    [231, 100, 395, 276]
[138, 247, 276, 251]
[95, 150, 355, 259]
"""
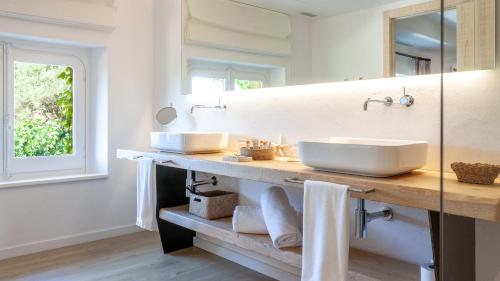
[160, 205, 301, 268]
[159, 205, 419, 281]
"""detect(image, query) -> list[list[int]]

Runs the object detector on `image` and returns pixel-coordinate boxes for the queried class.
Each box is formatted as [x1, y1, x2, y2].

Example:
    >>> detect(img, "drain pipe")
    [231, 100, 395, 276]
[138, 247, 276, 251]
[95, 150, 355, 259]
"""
[354, 199, 394, 239]
[186, 170, 218, 195]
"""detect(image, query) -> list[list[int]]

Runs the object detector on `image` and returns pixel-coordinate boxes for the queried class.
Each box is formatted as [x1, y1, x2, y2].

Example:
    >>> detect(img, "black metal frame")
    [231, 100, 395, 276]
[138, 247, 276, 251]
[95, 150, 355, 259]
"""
[155, 165, 195, 253]
[429, 211, 476, 281]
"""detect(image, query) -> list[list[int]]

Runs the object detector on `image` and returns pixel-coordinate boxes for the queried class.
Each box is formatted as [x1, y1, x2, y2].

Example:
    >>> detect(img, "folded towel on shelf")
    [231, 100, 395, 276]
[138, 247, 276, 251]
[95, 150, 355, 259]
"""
[260, 186, 302, 248]
[232, 206, 268, 234]
[136, 157, 158, 231]
[302, 180, 350, 281]
[232, 205, 304, 235]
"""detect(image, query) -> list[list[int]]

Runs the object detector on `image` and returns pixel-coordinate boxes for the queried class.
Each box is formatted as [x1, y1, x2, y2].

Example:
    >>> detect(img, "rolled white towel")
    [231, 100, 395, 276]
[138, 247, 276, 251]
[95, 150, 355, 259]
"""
[261, 186, 302, 248]
[232, 206, 303, 235]
[232, 206, 268, 234]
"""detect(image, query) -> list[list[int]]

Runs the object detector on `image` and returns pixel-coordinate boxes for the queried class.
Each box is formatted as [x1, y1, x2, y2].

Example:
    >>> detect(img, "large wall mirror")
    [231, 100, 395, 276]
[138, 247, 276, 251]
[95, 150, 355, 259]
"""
[181, 0, 495, 94]
[385, 0, 495, 77]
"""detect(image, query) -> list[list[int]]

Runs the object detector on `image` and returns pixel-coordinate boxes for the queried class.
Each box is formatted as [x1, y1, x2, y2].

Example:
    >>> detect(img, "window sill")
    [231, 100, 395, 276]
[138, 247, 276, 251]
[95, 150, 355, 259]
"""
[0, 173, 108, 190]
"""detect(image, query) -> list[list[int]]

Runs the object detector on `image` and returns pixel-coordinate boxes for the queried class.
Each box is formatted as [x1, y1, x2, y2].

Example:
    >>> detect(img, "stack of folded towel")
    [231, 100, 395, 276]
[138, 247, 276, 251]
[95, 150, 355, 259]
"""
[232, 186, 302, 248]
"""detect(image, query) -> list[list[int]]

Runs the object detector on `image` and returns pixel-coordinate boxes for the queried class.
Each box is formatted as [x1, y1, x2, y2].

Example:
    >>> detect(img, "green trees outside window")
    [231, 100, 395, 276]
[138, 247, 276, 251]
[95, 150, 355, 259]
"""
[14, 62, 74, 158]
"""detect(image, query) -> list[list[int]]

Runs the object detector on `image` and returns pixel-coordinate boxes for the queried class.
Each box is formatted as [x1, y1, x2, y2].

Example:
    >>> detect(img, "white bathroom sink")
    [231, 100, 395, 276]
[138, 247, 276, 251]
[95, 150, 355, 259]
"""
[298, 137, 428, 177]
[150, 132, 228, 154]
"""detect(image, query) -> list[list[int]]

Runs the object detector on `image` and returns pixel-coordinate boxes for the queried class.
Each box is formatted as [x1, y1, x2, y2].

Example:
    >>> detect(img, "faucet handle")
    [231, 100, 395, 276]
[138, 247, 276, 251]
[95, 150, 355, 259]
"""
[399, 87, 414, 107]
[399, 95, 414, 107]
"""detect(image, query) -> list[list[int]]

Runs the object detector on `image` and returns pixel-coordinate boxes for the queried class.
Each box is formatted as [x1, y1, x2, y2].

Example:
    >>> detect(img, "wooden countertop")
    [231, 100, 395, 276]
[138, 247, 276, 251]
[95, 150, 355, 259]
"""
[117, 149, 500, 222]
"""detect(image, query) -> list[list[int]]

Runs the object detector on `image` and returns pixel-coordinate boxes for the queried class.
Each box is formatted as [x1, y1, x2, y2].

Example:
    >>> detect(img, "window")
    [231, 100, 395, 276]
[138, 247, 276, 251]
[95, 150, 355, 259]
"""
[188, 60, 268, 94]
[1, 42, 86, 175]
[14, 62, 74, 158]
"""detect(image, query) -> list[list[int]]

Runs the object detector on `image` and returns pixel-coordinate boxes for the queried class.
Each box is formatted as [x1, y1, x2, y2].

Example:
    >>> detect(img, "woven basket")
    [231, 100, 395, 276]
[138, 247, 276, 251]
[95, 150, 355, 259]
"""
[240, 147, 275, 160]
[189, 190, 238, 220]
[451, 162, 500, 185]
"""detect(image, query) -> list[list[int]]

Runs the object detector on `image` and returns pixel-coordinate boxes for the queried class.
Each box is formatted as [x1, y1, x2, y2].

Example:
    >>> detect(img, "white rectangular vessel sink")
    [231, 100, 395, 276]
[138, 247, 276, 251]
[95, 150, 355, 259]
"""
[150, 132, 228, 154]
[298, 138, 428, 177]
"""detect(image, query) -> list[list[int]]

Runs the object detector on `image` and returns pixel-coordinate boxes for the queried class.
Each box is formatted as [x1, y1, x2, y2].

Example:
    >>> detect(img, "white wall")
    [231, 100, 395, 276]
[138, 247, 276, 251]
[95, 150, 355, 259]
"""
[155, 1, 500, 276]
[0, 0, 153, 259]
[289, 15, 312, 86]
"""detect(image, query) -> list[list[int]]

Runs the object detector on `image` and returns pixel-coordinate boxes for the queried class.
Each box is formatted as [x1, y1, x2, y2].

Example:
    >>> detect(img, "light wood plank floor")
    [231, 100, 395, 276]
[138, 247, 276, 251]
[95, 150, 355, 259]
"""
[0, 232, 274, 281]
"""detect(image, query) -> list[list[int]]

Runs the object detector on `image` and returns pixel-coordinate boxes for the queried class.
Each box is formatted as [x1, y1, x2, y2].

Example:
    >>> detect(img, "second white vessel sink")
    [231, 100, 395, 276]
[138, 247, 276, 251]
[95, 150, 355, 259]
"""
[298, 137, 428, 177]
[150, 132, 228, 154]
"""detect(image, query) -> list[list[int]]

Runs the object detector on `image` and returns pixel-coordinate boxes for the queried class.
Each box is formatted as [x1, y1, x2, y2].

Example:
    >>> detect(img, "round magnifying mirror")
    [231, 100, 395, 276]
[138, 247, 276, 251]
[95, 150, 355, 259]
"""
[156, 107, 177, 126]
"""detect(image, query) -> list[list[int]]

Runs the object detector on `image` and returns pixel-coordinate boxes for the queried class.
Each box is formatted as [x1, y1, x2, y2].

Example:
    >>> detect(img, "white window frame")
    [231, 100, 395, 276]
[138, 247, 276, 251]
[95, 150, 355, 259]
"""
[2, 42, 86, 175]
[187, 60, 270, 93]
[0, 44, 4, 176]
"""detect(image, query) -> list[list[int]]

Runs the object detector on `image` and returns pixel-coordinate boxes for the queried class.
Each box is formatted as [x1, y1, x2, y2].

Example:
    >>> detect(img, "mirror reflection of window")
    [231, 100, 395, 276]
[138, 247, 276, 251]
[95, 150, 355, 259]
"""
[188, 59, 269, 94]
[234, 79, 264, 91]
[191, 77, 226, 95]
[394, 9, 457, 76]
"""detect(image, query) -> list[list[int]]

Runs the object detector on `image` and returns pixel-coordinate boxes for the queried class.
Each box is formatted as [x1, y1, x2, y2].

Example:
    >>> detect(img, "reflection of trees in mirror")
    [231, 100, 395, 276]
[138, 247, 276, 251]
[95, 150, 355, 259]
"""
[14, 63, 73, 158]
[234, 79, 263, 91]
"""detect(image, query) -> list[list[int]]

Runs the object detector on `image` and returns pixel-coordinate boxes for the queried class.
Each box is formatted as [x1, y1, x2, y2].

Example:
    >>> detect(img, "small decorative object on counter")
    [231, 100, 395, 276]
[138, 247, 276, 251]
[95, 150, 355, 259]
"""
[240, 147, 275, 160]
[189, 190, 239, 220]
[238, 138, 275, 160]
[274, 134, 300, 162]
[451, 162, 500, 185]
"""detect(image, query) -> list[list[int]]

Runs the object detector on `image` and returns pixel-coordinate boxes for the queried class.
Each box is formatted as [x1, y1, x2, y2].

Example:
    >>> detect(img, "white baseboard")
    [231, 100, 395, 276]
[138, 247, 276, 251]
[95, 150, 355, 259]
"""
[0, 224, 141, 261]
[194, 234, 301, 281]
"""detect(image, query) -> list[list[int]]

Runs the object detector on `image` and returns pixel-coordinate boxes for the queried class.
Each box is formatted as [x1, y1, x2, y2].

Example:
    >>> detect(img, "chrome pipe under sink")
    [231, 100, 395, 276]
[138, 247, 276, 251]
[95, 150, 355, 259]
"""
[354, 199, 394, 239]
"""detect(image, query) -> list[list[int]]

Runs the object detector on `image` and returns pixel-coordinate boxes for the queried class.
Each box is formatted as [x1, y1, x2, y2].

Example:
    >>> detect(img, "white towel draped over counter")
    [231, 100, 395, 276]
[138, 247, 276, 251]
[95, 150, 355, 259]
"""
[136, 157, 158, 231]
[261, 186, 302, 248]
[302, 180, 350, 281]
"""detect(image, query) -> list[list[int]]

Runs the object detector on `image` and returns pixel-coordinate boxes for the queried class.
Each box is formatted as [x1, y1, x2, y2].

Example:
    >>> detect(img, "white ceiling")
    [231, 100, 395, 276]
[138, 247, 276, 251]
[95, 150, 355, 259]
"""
[70, 0, 115, 7]
[233, 0, 404, 17]
[396, 9, 456, 50]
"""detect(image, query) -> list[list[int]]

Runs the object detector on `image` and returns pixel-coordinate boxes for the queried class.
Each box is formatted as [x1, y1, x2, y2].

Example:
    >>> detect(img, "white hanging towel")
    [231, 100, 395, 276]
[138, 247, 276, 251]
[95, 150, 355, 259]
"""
[261, 186, 302, 248]
[136, 157, 158, 231]
[302, 180, 350, 281]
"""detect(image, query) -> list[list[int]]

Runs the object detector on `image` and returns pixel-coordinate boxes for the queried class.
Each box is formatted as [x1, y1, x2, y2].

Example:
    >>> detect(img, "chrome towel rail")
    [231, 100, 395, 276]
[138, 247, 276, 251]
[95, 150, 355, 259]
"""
[132, 155, 176, 165]
[284, 177, 392, 240]
[284, 177, 375, 194]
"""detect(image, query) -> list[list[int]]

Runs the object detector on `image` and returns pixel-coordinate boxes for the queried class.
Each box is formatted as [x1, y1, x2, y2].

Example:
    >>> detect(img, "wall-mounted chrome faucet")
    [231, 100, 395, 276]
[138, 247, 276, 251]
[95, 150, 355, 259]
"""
[190, 98, 227, 114]
[363, 96, 393, 111]
[363, 87, 415, 111]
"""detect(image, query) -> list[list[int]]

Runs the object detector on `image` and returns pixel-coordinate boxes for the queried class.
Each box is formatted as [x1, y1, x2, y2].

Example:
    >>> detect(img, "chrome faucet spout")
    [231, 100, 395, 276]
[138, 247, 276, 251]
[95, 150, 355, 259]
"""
[190, 103, 227, 114]
[190, 105, 208, 114]
[363, 96, 393, 111]
[363, 98, 371, 111]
